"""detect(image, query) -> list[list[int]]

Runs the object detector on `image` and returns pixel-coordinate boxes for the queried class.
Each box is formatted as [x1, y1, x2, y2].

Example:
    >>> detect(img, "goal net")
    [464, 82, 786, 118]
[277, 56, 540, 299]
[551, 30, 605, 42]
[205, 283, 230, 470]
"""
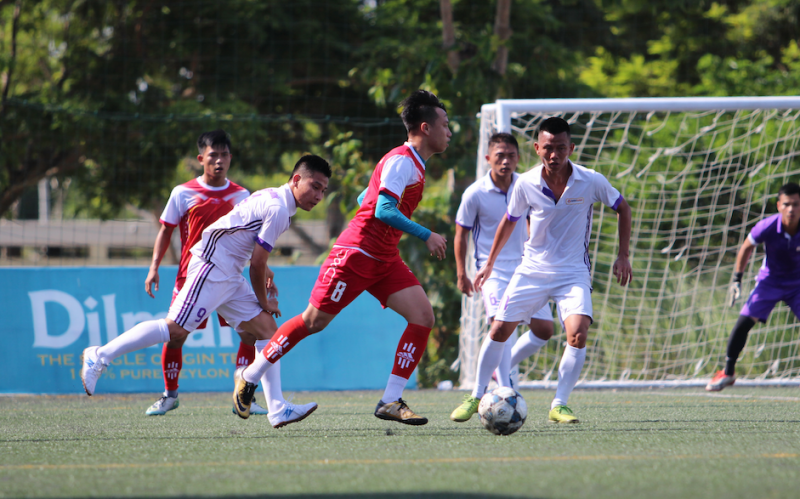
[458, 97, 800, 389]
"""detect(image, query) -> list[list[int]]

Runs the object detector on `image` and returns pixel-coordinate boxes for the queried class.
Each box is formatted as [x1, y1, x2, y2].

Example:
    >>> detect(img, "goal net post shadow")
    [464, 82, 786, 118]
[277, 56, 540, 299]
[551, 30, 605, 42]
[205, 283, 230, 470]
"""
[457, 97, 800, 389]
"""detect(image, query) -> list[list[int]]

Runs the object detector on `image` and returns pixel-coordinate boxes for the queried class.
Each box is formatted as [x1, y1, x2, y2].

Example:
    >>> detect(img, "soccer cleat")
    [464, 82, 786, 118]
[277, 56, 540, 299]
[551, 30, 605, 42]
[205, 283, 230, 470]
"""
[232, 366, 258, 419]
[450, 394, 481, 422]
[231, 397, 269, 416]
[549, 405, 579, 424]
[268, 402, 318, 429]
[374, 398, 428, 426]
[80, 346, 107, 396]
[146, 395, 179, 416]
[706, 370, 736, 392]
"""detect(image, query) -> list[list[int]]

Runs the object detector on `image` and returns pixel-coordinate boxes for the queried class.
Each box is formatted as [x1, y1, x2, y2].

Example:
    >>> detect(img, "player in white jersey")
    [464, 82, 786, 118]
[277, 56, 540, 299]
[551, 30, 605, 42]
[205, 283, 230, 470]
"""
[451, 133, 556, 422]
[80, 155, 332, 429]
[451, 117, 632, 424]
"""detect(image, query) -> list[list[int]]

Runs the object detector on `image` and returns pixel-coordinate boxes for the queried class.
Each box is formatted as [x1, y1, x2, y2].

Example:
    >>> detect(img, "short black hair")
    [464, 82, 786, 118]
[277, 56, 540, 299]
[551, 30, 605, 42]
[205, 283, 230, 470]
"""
[778, 182, 800, 198]
[197, 129, 232, 154]
[488, 132, 519, 153]
[537, 117, 571, 139]
[290, 154, 332, 180]
[399, 90, 446, 132]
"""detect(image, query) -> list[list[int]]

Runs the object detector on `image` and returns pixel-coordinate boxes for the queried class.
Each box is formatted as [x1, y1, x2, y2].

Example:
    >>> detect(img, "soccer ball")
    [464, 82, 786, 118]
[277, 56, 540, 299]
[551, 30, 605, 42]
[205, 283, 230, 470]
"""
[478, 386, 527, 436]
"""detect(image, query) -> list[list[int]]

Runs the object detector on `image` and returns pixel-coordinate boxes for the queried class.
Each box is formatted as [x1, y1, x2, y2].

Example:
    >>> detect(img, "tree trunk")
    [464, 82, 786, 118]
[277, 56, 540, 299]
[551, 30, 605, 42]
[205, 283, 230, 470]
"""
[439, 0, 460, 74]
[492, 0, 512, 75]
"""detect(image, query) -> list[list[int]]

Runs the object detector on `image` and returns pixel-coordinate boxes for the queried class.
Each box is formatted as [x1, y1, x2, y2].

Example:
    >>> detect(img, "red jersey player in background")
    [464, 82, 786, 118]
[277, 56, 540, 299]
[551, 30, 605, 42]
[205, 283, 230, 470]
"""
[233, 90, 450, 425]
[144, 129, 268, 416]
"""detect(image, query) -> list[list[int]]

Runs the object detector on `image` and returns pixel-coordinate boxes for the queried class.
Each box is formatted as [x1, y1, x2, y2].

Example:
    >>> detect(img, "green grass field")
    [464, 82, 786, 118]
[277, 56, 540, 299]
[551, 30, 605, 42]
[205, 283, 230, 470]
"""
[1, 387, 799, 499]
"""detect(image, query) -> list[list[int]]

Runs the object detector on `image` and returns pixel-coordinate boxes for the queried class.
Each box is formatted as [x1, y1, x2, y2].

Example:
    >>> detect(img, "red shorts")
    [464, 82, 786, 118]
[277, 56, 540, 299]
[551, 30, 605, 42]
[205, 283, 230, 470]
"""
[172, 277, 229, 329]
[309, 247, 421, 315]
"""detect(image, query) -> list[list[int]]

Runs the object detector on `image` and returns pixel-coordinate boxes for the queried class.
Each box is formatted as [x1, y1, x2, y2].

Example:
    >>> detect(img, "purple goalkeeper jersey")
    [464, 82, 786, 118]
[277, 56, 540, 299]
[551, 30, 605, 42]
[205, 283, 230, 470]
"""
[748, 213, 800, 285]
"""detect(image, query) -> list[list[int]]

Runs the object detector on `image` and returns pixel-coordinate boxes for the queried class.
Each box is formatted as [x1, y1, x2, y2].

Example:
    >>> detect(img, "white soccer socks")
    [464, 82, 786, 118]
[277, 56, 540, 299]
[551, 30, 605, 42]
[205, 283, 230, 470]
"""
[473, 338, 506, 399]
[254, 339, 285, 412]
[494, 330, 517, 388]
[510, 330, 549, 366]
[552, 344, 586, 409]
[97, 319, 170, 363]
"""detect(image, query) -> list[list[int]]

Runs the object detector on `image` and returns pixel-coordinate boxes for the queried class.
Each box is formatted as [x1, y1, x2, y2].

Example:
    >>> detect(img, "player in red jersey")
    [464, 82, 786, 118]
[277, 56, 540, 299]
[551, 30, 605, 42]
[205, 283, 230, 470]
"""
[143, 130, 267, 416]
[233, 90, 450, 425]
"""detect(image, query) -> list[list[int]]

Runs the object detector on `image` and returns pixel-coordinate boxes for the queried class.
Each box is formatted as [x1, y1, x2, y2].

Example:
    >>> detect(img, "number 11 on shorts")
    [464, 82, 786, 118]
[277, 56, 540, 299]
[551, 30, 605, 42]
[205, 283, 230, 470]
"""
[331, 280, 347, 302]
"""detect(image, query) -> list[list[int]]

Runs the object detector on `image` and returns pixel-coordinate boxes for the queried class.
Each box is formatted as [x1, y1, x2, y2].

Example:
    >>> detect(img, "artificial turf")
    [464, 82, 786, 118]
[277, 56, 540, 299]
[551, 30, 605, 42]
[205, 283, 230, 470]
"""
[1, 387, 799, 498]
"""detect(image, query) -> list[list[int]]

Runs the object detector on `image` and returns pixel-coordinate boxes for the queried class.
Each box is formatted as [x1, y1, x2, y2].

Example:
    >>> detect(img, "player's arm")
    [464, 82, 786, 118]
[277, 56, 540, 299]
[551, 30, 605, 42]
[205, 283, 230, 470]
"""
[727, 237, 757, 307]
[249, 244, 280, 317]
[145, 224, 175, 298]
[474, 214, 517, 291]
[374, 192, 447, 259]
[612, 198, 633, 286]
[454, 224, 473, 296]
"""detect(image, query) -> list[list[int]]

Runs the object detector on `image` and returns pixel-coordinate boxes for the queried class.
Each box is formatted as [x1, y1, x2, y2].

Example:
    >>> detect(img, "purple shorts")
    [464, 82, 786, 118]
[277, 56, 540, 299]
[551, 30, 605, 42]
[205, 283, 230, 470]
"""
[740, 279, 800, 322]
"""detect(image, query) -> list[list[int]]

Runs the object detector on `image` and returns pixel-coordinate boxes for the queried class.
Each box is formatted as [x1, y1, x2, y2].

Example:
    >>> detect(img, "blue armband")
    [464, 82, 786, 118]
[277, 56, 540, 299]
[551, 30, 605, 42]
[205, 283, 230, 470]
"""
[357, 187, 367, 207]
[375, 192, 432, 241]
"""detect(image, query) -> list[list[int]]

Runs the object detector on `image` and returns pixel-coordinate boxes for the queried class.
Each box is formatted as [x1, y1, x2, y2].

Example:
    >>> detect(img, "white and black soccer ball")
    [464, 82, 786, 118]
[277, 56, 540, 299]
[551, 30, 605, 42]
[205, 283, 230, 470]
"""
[478, 386, 527, 436]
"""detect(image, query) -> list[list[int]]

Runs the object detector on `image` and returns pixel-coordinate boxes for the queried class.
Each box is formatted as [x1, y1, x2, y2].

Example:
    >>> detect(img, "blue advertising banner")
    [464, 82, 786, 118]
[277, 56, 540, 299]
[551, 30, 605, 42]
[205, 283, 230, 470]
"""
[0, 267, 413, 394]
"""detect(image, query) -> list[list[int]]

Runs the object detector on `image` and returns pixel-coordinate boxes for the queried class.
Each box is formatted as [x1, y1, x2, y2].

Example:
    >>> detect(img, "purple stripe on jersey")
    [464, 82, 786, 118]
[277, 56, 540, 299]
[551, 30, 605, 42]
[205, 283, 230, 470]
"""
[455, 221, 473, 230]
[542, 186, 557, 202]
[612, 194, 624, 211]
[256, 237, 273, 253]
[268, 189, 279, 199]
[507, 212, 521, 222]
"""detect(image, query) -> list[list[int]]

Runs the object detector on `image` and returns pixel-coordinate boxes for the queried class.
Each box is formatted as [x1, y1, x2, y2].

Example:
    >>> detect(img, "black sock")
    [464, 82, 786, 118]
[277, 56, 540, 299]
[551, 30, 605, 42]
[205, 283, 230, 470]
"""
[724, 316, 756, 376]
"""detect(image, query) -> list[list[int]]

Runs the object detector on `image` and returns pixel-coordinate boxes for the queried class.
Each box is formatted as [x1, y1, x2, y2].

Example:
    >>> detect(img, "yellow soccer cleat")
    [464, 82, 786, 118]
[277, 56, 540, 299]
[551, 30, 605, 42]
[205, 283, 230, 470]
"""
[549, 405, 579, 424]
[232, 366, 258, 419]
[450, 394, 481, 422]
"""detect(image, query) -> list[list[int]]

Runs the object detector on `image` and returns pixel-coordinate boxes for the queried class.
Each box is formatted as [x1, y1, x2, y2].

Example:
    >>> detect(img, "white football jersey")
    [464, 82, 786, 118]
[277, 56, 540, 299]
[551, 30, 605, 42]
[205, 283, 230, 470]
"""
[507, 161, 622, 276]
[456, 172, 527, 270]
[190, 183, 297, 277]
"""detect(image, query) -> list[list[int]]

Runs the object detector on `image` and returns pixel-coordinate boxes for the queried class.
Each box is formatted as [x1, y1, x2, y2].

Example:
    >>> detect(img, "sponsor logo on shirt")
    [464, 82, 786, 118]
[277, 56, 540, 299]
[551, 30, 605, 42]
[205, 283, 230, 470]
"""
[565, 197, 584, 205]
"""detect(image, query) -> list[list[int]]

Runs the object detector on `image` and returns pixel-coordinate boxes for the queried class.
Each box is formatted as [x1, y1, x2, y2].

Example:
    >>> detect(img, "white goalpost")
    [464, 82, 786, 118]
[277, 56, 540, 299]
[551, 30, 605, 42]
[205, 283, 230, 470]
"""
[458, 96, 800, 389]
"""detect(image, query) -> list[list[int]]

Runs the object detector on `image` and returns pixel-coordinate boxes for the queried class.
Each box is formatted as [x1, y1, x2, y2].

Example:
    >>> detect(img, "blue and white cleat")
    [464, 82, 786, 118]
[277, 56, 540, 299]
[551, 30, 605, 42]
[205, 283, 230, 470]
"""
[268, 402, 318, 428]
[80, 346, 107, 396]
[146, 395, 180, 416]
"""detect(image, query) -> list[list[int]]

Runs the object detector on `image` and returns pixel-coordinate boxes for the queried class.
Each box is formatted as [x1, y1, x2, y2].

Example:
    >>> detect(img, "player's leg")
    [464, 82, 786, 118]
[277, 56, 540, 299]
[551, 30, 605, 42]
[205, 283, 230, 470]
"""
[222, 288, 320, 422]
[82, 261, 229, 395]
[549, 281, 592, 423]
[506, 315, 555, 388]
[234, 331, 268, 416]
[707, 282, 778, 391]
[371, 284, 434, 425]
[549, 314, 589, 423]
[81, 318, 185, 396]
[452, 270, 551, 422]
[494, 326, 517, 388]
[145, 334, 187, 416]
[239, 248, 369, 389]
[451, 319, 519, 422]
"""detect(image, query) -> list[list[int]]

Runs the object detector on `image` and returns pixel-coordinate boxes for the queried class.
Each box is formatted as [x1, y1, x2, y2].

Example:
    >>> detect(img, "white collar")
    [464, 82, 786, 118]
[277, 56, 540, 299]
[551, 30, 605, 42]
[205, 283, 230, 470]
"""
[196, 177, 230, 191]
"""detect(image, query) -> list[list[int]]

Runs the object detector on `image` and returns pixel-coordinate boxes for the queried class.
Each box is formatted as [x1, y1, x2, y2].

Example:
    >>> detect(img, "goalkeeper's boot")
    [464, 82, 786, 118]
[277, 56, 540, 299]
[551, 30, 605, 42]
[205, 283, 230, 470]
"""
[232, 396, 269, 416]
[549, 405, 579, 423]
[450, 394, 481, 422]
[374, 398, 428, 426]
[269, 402, 318, 429]
[146, 395, 180, 416]
[80, 346, 108, 396]
[232, 367, 258, 419]
[706, 370, 736, 392]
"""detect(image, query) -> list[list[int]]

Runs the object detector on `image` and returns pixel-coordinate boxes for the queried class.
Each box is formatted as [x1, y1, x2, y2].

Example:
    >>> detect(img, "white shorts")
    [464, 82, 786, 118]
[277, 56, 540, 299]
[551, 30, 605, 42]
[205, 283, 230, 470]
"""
[482, 262, 552, 322]
[495, 267, 592, 324]
[168, 257, 263, 333]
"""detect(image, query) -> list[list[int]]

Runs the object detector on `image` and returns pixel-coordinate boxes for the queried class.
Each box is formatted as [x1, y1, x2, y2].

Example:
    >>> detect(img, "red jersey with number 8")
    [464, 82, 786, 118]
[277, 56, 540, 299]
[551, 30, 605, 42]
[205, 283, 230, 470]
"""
[334, 143, 426, 261]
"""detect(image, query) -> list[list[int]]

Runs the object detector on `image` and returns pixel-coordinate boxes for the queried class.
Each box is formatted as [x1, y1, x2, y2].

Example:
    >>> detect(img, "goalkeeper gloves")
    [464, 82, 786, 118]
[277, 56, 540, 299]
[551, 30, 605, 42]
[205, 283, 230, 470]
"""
[726, 272, 743, 308]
